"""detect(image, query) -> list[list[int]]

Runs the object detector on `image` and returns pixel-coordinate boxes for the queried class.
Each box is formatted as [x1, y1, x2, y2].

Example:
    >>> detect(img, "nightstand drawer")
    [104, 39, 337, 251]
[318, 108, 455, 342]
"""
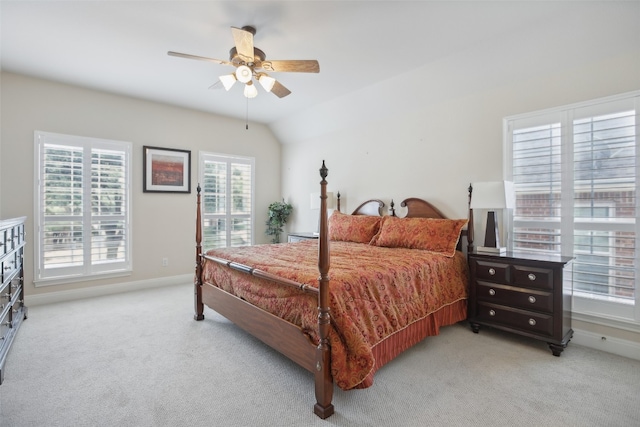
[473, 260, 510, 283]
[476, 302, 554, 337]
[476, 281, 553, 313]
[513, 265, 553, 290]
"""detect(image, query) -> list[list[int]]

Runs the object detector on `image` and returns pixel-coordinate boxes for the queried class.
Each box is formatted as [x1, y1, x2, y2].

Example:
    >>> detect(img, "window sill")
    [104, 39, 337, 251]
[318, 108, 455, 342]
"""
[572, 306, 640, 333]
[34, 269, 132, 287]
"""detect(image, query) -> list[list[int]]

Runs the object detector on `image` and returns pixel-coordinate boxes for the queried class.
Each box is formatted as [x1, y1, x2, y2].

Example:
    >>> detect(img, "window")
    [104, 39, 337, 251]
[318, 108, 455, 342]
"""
[199, 152, 254, 249]
[34, 131, 131, 285]
[506, 92, 639, 321]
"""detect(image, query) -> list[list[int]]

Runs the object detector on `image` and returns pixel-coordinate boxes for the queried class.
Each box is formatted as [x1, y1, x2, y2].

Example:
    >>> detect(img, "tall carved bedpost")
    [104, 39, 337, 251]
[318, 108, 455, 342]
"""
[314, 160, 334, 419]
[194, 184, 205, 321]
[467, 183, 474, 254]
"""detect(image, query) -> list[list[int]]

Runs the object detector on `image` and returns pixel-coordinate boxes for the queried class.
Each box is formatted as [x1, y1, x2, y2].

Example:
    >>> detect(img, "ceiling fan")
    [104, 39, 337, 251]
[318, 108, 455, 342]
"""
[168, 25, 320, 99]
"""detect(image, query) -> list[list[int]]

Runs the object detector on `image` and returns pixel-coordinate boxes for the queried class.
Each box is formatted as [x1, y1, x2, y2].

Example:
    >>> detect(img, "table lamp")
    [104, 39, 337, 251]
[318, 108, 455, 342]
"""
[470, 181, 515, 254]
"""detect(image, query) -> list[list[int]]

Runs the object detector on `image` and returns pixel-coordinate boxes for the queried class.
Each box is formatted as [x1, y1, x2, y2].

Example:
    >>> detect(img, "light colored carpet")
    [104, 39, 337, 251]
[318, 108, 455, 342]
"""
[0, 283, 638, 426]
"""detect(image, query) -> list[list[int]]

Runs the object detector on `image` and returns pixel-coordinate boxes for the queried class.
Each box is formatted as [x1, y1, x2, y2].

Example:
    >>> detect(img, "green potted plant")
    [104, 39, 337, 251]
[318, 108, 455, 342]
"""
[265, 200, 293, 243]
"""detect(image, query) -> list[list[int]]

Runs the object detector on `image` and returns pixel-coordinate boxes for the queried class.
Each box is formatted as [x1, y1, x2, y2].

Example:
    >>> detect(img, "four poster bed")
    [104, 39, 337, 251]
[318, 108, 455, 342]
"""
[194, 161, 474, 418]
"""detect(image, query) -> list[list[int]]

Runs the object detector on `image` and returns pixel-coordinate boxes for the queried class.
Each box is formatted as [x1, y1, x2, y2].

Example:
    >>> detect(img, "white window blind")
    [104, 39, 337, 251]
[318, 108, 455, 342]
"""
[34, 131, 131, 284]
[199, 152, 254, 249]
[506, 92, 639, 320]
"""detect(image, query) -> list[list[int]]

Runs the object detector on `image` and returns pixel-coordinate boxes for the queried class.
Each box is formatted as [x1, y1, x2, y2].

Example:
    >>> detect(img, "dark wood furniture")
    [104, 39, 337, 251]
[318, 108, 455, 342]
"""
[194, 162, 472, 418]
[287, 232, 318, 243]
[0, 216, 28, 384]
[468, 250, 573, 356]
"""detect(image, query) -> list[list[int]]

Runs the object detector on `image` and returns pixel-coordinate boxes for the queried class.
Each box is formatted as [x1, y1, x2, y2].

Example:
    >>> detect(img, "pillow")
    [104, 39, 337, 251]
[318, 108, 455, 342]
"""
[328, 210, 382, 244]
[371, 216, 467, 256]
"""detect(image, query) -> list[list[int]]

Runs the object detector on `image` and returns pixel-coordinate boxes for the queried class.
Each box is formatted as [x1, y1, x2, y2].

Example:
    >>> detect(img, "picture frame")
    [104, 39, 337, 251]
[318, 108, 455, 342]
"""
[143, 146, 191, 193]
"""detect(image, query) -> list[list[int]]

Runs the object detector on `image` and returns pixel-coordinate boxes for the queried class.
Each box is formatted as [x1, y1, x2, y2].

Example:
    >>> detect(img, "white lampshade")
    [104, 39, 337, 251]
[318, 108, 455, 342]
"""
[235, 65, 253, 83]
[470, 181, 515, 210]
[310, 192, 334, 210]
[243, 81, 258, 98]
[258, 74, 276, 92]
[219, 74, 237, 91]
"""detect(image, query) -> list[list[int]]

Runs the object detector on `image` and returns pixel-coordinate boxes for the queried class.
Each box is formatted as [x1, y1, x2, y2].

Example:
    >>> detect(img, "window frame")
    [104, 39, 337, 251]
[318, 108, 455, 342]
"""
[504, 91, 640, 323]
[198, 151, 255, 249]
[34, 131, 132, 286]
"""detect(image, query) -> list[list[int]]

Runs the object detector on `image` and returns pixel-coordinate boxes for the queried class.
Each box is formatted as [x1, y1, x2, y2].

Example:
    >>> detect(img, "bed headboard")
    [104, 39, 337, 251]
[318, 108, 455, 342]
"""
[334, 193, 385, 216]
[391, 198, 447, 219]
[336, 195, 447, 219]
[334, 193, 472, 253]
[351, 199, 385, 216]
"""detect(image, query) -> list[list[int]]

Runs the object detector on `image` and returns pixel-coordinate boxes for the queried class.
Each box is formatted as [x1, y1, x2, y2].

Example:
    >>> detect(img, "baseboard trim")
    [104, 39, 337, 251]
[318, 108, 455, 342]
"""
[572, 328, 640, 361]
[26, 274, 192, 306]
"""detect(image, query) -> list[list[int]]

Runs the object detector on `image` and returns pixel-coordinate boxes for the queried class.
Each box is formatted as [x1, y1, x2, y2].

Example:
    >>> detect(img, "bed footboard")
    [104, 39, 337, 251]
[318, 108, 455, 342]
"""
[194, 161, 335, 419]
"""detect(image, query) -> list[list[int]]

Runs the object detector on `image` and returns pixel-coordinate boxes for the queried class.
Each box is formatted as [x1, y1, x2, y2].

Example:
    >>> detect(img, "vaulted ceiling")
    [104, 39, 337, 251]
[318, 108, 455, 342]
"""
[2, 1, 638, 144]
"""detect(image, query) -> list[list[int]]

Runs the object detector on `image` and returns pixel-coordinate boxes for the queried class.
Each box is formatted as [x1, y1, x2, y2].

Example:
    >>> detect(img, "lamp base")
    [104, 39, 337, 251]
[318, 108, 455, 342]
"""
[476, 246, 507, 255]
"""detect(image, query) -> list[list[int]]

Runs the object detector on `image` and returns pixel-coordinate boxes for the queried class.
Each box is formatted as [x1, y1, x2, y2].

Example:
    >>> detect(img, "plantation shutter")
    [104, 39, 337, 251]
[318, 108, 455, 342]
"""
[572, 106, 636, 301]
[200, 153, 254, 249]
[35, 131, 131, 283]
[511, 119, 563, 254]
[507, 93, 638, 316]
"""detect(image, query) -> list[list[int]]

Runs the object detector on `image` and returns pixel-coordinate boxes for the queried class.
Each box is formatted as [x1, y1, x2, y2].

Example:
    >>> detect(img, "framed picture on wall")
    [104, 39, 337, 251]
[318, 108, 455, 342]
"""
[143, 146, 191, 193]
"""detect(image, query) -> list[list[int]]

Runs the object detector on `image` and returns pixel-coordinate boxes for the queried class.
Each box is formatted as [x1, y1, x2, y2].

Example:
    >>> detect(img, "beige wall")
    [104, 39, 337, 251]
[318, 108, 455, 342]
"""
[0, 72, 281, 298]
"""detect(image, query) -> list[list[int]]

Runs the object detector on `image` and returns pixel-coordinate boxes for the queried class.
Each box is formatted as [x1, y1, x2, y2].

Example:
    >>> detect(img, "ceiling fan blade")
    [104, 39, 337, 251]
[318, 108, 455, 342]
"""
[270, 80, 292, 98]
[261, 60, 319, 73]
[231, 26, 255, 64]
[167, 51, 233, 67]
[208, 81, 223, 91]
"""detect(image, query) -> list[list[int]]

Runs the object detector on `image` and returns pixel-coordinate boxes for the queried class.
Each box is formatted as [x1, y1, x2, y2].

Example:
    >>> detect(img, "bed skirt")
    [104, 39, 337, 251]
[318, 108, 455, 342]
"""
[356, 298, 467, 389]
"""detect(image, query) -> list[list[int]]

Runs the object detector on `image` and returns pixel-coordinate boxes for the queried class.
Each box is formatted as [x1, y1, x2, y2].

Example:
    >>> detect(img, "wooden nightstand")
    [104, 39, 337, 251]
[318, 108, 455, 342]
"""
[287, 232, 319, 243]
[468, 250, 573, 356]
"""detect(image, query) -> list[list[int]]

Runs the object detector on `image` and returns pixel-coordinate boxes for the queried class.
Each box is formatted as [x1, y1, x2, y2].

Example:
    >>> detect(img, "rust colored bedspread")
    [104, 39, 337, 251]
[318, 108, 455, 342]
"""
[203, 240, 469, 390]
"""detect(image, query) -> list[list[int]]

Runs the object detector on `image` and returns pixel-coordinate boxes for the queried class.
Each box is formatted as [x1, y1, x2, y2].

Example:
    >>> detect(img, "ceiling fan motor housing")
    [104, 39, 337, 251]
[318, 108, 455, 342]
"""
[229, 47, 266, 67]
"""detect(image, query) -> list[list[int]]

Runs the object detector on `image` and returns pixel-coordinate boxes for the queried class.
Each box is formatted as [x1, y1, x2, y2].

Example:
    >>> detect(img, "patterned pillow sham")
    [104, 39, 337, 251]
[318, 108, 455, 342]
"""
[328, 210, 382, 244]
[371, 216, 467, 256]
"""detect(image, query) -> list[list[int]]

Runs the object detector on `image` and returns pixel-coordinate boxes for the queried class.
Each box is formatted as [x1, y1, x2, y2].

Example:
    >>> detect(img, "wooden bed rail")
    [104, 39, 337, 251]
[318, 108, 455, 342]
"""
[202, 254, 319, 295]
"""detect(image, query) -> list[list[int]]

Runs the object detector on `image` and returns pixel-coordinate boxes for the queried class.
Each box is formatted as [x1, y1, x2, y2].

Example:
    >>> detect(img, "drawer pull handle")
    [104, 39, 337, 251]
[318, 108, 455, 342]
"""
[528, 273, 536, 281]
[489, 289, 496, 296]
[489, 309, 496, 316]
[528, 296, 536, 303]
[488, 268, 496, 276]
[528, 318, 537, 326]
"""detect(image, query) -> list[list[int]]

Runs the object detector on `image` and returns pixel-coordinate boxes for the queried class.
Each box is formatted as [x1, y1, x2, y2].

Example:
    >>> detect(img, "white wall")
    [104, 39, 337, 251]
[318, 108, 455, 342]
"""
[0, 72, 281, 298]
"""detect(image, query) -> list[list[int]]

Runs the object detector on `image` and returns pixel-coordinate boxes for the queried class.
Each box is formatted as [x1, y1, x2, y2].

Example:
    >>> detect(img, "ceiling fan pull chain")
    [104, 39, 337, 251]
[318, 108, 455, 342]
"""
[245, 96, 249, 130]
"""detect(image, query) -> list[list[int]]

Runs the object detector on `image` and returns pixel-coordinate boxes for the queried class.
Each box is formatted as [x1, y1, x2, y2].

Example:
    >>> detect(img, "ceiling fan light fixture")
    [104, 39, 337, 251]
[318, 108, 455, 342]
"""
[258, 74, 276, 92]
[244, 81, 258, 98]
[219, 74, 237, 91]
[235, 65, 253, 83]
